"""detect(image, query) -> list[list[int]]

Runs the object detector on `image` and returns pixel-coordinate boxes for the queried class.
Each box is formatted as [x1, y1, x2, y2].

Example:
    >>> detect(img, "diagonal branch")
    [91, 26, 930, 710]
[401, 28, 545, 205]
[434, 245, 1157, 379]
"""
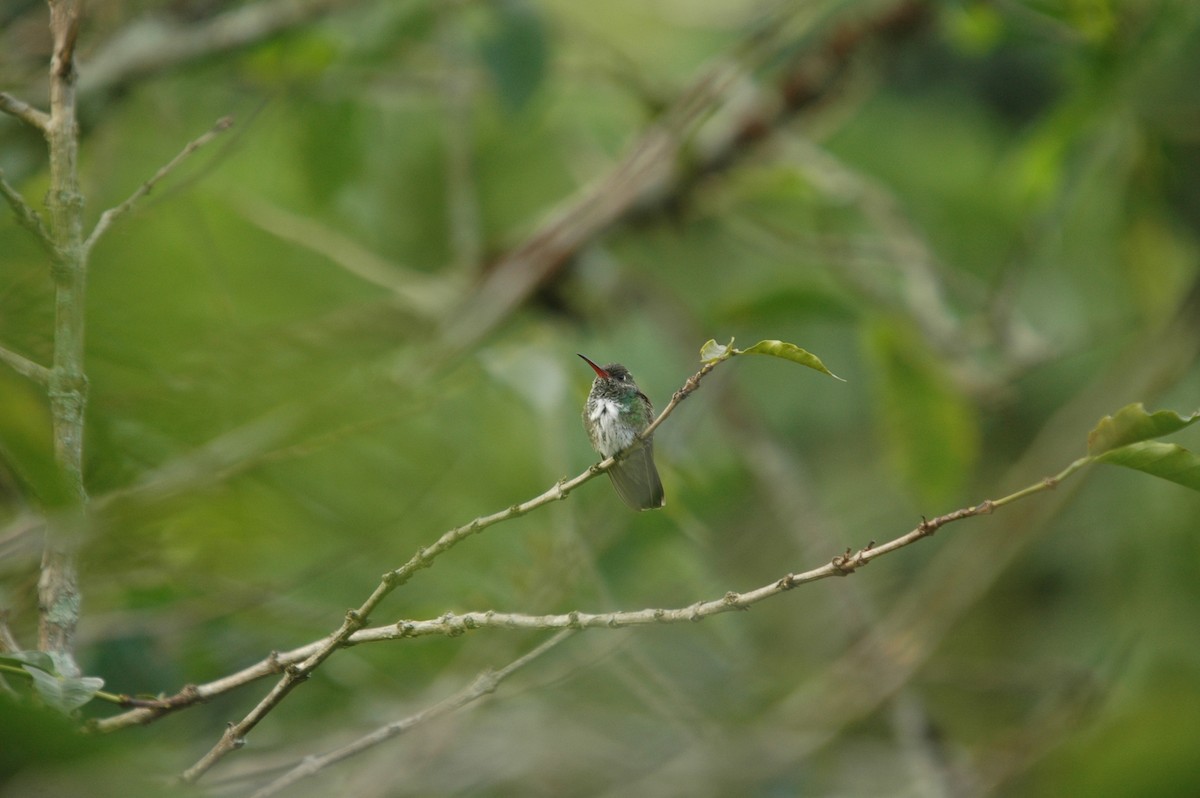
[0, 169, 55, 253]
[0, 92, 51, 132]
[78, 0, 363, 98]
[247, 631, 574, 798]
[83, 116, 234, 255]
[0, 344, 52, 385]
[439, 0, 930, 354]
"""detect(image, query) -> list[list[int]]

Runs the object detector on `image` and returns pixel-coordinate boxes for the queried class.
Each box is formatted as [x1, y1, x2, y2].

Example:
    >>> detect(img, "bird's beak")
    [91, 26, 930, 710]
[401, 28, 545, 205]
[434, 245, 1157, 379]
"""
[578, 353, 610, 379]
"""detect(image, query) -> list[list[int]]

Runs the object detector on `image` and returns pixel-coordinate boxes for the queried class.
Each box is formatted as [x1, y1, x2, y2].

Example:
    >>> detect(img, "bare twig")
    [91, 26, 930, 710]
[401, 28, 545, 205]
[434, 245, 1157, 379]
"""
[83, 116, 234, 254]
[0, 343, 52, 385]
[0, 168, 55, 252]
[248, 631, 574, 798]
[0, 92, 51, 131]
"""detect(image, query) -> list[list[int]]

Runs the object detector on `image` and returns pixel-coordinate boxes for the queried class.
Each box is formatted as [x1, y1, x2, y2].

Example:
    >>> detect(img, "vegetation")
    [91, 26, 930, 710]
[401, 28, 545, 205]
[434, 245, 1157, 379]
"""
[2, 1, 1199, 795]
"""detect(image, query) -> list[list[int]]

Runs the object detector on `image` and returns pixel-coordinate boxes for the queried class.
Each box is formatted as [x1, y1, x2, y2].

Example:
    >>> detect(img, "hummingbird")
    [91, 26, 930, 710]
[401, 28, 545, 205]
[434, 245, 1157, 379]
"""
[579, 354, 665, 511]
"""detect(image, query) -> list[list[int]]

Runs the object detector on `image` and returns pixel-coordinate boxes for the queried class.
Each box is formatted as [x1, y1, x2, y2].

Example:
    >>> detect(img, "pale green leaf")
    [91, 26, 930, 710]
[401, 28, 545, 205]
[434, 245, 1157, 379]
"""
[1095, 441, 1200, 493]
[1, 650, 56, 672]
[699, 338, 732, 363]
[21, 665, 105, 714]
[1087, 404, 1200, 456]
[61, 676, 106, 713]
[739, 340, 844, 381]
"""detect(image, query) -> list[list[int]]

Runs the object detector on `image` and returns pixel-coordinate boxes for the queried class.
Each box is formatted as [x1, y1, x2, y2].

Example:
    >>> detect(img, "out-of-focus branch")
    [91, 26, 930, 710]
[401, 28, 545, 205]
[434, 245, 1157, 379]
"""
[0, 343, 52, 385]
[0, 168, 54, 253]
[234, 196, 460, 317]
[76, 0, 361, 98]
[440, 0, 931, 353]
[0, 610, 22, 653]
[83, 116, 234, 254]
[248, 631, 574, 798]
[438, 5, 483, 275]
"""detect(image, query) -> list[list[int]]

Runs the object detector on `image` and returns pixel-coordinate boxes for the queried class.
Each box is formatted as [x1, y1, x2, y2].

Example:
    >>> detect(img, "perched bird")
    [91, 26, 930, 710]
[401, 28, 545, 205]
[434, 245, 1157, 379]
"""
[579, 354, 665, 511]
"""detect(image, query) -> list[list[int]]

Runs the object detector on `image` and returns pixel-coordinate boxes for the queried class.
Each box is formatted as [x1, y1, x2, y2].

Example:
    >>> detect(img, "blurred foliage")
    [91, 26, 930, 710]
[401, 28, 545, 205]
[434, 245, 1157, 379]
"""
[2, 0, 1200, 796]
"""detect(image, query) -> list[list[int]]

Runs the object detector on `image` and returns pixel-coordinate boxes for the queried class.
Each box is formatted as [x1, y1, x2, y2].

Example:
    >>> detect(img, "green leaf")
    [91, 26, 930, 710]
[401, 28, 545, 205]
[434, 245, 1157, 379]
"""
[699, 338, 733, 363]
[1095, 441, 1200, 493]
[739, 340, 845, 381]
[1087, 404, 1200, 456]
[480, 0, 549, 113]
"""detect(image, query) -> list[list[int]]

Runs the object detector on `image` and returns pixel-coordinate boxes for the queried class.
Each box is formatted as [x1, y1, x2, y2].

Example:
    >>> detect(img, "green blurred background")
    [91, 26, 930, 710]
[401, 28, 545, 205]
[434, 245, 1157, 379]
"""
[2, 0, 1199, 795]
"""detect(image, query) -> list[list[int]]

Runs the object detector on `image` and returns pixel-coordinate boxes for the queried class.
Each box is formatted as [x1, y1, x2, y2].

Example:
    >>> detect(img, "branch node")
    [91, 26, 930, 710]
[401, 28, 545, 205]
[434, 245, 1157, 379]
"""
[567, 611, 583, 630]
[443, 613, 465, 637]
[225, 722, 247, 749]
[830, 548, 858, 575]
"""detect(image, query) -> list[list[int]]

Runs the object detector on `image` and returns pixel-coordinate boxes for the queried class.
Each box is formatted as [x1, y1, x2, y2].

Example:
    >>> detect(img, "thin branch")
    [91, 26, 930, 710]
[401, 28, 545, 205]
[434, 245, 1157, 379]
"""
[0, 168, 55, 253]
[83, 116, 234, 254]
[360, 467, 1088, 641]
[0, 610, 22, 654]
[177, 354, 726, 783]
[233, 195, 457, 316]
[0, 343, 52, 385]
[438, 4, 483, 275]
[97, 452, 1091, 735]
[77, 0, 362, 98]
[0, 92, 50, 132]
[248, 631, 574, 798]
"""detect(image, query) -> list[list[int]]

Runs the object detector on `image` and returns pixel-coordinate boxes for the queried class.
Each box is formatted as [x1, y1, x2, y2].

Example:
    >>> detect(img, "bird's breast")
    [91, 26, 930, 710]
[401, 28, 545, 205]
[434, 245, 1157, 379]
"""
[588, 398, 637, 457]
